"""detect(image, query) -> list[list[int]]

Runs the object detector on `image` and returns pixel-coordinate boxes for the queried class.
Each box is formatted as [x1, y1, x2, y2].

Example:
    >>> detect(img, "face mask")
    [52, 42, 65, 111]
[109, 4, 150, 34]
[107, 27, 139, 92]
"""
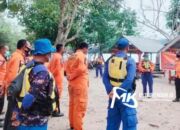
[25, 51, 30, 56]
[25, 48, 32, 57]
[144, 57, 149, 61]
[5, 51, 10, 58]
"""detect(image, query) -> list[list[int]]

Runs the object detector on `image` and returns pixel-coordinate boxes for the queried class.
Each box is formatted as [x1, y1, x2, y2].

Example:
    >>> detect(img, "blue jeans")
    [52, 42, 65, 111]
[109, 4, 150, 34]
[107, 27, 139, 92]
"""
[107, 99, 138, 130]
[141, 72, 153, 96]
[96, 65, 103, 77]
[18, 125, 47, 130]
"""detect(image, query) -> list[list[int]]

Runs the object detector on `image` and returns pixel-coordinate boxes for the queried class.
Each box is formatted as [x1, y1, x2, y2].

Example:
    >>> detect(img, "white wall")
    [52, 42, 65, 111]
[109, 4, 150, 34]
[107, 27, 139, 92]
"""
[102, 53, 157, 63]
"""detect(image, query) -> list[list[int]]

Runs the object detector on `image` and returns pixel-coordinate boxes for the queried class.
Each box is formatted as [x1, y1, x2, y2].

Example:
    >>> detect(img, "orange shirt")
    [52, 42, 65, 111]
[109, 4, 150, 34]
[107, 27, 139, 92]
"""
[175, 60, 180, 78]
[0, 54, 6, 86]
[4, 49, 25, 88]
[48, 53, 64, 87]
[66, 50, 88, 87]
[138, 60, 155, 73]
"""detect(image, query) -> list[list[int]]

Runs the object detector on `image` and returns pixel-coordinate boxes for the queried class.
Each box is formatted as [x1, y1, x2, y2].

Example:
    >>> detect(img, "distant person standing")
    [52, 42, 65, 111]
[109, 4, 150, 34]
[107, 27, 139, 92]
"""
[48, 44, 65, 117]
[95, 55, 104, 78]
[138, 53, 155, 97]
[173, 52, 180, 102]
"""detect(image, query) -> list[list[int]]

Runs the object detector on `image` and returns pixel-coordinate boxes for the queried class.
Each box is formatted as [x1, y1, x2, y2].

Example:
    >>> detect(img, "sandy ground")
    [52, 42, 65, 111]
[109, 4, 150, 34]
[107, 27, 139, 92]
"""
[1, 70, 180, 130]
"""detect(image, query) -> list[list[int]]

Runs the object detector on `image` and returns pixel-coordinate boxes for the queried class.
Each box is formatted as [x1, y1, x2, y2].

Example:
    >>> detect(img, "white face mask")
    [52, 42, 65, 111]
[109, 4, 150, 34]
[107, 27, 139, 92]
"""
[5, 51, 10, 58]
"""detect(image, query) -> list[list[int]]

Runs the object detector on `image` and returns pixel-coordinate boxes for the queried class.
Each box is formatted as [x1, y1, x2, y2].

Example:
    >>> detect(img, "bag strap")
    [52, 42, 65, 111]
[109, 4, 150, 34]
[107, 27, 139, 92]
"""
[109, 77, 124, 83]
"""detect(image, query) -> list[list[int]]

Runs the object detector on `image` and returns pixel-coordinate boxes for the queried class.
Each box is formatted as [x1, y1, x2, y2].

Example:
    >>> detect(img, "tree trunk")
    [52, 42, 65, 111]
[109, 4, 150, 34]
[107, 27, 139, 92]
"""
[55, 0, 83, 46]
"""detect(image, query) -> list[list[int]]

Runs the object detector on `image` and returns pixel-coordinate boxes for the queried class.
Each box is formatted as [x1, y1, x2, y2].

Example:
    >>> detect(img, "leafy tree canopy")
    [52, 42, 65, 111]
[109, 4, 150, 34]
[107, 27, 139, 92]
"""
[0, 16, 24, 50]
[79, 0, 137, 52]
[3, 0, 137, 52]
[166, 0, 180, 32]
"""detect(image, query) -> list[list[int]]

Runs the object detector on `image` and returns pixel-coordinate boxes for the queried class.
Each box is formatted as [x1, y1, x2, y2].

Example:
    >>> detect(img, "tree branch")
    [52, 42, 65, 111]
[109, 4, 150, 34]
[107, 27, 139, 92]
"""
[139, 0, 175, 40]
[137, 19, 171, 40]
[65, 34, 78, 43]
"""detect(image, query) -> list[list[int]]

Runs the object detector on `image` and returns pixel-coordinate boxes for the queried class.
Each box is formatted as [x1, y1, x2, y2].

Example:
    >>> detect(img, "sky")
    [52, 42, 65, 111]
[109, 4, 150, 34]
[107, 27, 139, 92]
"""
[125, 0, 171, 40]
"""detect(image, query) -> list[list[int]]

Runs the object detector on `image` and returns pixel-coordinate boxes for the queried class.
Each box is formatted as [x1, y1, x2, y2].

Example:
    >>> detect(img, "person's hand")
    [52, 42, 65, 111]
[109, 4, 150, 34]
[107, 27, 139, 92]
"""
[11, 120, 20, 127]
[11, 112, 20, 127]
[147, 69, 151, 72]
[109, 91, 114, 99]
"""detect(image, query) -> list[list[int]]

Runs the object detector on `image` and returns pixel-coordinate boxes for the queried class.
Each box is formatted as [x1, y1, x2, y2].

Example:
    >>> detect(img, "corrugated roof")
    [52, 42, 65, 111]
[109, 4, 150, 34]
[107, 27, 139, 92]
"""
[160, 36, 180, 52]
[125, 36, 165, 53]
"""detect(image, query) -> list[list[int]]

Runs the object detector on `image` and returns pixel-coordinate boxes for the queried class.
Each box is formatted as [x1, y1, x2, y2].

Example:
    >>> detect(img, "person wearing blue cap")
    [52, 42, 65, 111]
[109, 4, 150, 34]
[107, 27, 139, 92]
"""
[103, 37, 138, 130]
[17, 38, 57, 130]
[4, 38, 57, 130]
[138, 53, 155, 97]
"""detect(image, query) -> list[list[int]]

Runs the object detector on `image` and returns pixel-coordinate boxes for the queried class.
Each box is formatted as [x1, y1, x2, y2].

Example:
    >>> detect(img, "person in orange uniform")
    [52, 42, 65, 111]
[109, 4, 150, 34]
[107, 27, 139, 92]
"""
[48, 44, 65, 117]
[66, 42, 89, 130]
[0, 45, 9, 127]
[138, 53, 155, 97]
[4, 39, 31, 89]
[173, 52, 180, 102]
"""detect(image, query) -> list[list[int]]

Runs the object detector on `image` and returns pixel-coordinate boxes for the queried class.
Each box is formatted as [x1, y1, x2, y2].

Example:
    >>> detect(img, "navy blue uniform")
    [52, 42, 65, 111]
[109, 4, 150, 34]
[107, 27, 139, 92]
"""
[103, 51, 138, 130]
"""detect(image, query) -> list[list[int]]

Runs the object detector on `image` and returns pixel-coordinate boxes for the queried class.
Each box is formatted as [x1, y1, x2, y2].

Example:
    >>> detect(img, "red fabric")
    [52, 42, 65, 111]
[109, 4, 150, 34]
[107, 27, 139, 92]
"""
[161, 52, 176, 70]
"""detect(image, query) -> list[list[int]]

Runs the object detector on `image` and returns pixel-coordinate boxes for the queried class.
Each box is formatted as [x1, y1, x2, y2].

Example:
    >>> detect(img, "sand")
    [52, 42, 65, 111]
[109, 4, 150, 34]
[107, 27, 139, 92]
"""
[1, 70, 180, 130]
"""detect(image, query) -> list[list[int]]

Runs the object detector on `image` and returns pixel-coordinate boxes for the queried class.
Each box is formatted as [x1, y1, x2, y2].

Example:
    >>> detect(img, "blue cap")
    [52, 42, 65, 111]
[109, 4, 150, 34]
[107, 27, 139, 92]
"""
[116, 38, 129, 49]
[32, 38, 56, 55]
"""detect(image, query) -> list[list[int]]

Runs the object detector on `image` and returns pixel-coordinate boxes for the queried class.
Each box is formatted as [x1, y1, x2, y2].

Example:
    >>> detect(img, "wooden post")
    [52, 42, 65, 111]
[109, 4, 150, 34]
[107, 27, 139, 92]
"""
[138, 52, 142, 62]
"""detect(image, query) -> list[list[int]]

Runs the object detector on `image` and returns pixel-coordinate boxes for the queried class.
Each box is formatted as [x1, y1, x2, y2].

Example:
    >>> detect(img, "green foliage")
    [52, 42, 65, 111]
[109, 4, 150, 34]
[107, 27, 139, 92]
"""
[0, 0, 7, 12]
[0, 16, 14, 50]
[79, 0, 137, 52]
[4, 0, 137, 52]
[19, 0, 60, 42]
[0, 16, 25, 51]
[166, 0, 180, 31]
[0, 0, 25, 14]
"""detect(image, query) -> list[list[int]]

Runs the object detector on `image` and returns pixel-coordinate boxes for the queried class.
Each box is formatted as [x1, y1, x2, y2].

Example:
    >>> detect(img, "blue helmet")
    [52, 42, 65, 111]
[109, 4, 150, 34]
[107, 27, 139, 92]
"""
[116, 38, 129, 49]
[32, 38, 56, 55]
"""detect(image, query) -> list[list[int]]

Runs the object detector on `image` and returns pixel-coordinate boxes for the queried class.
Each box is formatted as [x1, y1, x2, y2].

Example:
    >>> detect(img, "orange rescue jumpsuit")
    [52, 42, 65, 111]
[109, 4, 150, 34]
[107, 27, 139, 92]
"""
[66, 50, 88, 130]
[4, 49, 25, 89]
[175, 60, 180, 78]
[48, 53, 64, 97]
[175, 60, 180, 99]
[0, 54, 6, 92]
